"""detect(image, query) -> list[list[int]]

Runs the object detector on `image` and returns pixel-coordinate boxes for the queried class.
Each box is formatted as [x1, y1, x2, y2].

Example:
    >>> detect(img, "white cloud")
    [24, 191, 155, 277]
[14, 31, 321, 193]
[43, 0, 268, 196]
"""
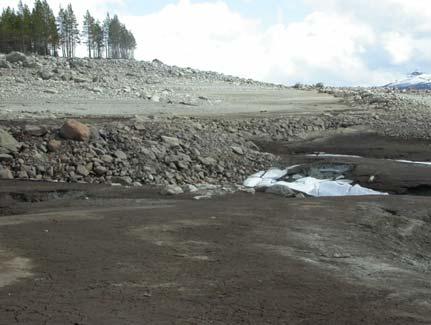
[126, 0, 397, 86]
[382, 32, 413, 64]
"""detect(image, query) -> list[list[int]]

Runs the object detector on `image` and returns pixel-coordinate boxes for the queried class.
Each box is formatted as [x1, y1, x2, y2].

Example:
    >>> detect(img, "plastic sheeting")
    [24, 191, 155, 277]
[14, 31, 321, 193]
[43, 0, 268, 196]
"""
[243, 168, 387, 197]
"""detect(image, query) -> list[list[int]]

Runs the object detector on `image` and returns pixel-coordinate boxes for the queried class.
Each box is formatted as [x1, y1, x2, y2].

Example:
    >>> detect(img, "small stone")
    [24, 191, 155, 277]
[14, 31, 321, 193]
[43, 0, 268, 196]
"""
[43, 89, 58, 94]
[17, 170, 29, 179]
[150, 95, 160, 102]
[161, 136, 180, 147]
[76, 165, 90, 176]
[231, 146, 244, 155]
[0, 154, 13, 162]
[199, 157, 217, 166]
[93, 165, 107, 176]
[101, 155, 113, 163]
[182, 184, 198, 193]
[0, 60, 11, 69]
[24, 125, 47, 137]
[47, 139, 61, 152]
[266, 185, 296, 197]
[0, 168, 13, 179]
[114, 150, 127, 160]
[0, 128, 19, 154]
[161, 185, 184, 195]
[111, 176, 133, 186]
[38, 69, 53, 80]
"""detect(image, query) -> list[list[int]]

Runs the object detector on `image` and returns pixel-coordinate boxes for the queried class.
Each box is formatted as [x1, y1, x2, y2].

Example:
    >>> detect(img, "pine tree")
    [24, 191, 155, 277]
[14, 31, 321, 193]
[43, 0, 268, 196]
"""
[58, 4, 79, 58]
[82, 10, 94, 58]
[102, 13, 111, 58]
[0, 1, 136, 60]
[92, 20, 104, 58]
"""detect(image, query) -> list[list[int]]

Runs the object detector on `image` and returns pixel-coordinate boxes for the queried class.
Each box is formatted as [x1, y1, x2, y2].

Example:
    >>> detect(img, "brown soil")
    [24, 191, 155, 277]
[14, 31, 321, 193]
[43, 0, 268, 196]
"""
[0, 179, 431, 324]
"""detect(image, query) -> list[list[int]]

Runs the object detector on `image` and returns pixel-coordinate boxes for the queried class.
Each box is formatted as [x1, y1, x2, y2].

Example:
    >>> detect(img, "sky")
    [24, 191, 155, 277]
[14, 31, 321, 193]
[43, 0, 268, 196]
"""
[1, 0, 430, 86]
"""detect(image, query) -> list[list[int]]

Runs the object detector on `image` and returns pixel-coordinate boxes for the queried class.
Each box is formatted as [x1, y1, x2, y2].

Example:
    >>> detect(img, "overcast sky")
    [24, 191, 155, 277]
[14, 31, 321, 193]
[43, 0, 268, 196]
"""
[1, 0, 430, 86]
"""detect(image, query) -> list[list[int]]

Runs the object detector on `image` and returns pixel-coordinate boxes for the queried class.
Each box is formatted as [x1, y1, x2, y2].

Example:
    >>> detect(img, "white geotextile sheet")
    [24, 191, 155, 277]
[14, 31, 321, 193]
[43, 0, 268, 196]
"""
[243, 168, 387, 197]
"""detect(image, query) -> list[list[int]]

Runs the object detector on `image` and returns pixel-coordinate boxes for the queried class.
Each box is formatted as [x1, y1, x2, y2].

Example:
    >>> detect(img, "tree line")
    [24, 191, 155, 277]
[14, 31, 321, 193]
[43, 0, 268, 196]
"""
[0, 0, 136, 59]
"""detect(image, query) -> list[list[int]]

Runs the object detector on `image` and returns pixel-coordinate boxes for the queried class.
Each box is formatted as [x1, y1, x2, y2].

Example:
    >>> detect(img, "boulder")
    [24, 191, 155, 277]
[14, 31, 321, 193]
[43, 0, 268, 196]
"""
[0, 128, 19, 154]
[5, 51, 27, 63]
[60, 120, 91, 141]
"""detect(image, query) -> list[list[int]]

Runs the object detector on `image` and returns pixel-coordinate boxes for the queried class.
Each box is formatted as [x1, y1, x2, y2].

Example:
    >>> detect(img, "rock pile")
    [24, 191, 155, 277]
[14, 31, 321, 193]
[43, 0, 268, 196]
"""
[0, 52, 282, 105]
[0, 111, 363, 185]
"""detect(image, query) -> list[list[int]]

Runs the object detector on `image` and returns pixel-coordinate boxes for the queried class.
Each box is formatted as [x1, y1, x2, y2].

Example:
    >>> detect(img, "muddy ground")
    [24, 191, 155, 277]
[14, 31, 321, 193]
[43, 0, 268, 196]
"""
[1, 131, 431, 324]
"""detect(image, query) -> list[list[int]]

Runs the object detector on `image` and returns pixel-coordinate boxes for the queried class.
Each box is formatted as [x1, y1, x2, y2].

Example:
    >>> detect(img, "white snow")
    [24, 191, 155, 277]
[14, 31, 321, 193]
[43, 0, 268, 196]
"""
[386, 72, 431, 89]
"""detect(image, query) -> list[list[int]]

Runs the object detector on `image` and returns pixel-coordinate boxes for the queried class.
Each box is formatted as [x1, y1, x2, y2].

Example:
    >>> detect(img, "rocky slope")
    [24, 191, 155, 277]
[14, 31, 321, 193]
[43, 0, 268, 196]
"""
[0, 51, 279, 105]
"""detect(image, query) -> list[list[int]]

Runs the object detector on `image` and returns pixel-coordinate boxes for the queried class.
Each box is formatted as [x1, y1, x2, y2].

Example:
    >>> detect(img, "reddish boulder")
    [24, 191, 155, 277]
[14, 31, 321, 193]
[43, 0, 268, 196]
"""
[60, 120, 90, 141]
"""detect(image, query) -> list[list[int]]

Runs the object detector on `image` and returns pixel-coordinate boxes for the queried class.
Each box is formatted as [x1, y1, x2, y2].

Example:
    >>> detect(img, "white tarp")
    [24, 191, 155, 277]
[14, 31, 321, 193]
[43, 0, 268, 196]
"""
[243, 168, 388, 197]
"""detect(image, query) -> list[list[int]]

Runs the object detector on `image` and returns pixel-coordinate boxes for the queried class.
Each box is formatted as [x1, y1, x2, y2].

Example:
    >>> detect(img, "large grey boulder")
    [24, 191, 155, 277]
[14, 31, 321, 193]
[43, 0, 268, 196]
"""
[0, 128, 19, 154]
[5, 51, 27, 63]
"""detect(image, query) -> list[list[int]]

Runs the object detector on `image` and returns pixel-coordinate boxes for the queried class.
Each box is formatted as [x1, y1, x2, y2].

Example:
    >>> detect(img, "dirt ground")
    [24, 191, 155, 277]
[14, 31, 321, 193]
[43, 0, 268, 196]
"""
[0, 87, 349, 118]
[1, 130, 431, 324]
[0, 180, 431, 325]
